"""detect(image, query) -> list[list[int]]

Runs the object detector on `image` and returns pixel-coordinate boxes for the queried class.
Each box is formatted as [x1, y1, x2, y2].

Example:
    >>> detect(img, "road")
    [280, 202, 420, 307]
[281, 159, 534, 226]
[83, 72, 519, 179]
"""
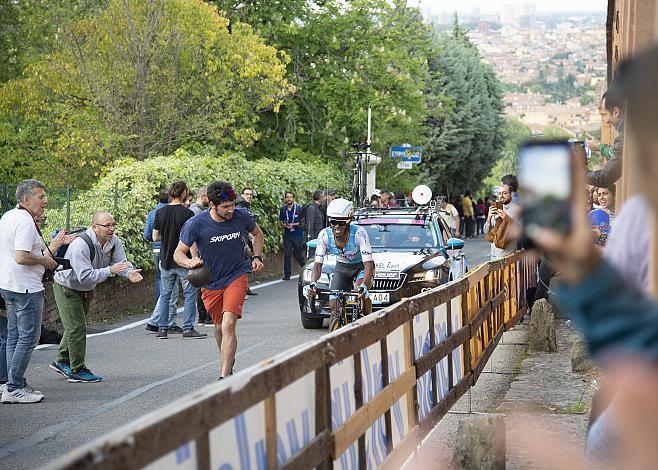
[0, 238, 491, 469]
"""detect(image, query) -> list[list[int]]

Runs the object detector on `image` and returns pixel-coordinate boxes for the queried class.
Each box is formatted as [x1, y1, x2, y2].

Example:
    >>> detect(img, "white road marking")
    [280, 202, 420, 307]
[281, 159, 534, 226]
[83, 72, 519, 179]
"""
[34, 275, 300, 350]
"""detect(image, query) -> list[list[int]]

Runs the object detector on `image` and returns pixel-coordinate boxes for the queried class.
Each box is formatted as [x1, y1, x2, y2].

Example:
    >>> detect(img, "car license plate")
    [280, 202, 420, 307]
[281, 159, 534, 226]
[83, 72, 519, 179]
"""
[370, 292, 390, 304]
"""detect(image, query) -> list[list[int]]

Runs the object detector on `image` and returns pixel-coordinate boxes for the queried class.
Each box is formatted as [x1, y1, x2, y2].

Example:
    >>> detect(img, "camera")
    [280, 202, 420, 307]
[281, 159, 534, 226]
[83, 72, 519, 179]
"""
[42, 257, 72, 283]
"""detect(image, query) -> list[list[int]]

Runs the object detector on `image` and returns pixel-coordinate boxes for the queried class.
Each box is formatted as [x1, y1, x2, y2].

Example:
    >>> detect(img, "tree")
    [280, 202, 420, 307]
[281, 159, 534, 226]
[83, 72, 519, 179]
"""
[0, 0, 293, 187]
[482, 118, 532, 191]
[214, 0, 432, 162]
[421, 19, 504, 197]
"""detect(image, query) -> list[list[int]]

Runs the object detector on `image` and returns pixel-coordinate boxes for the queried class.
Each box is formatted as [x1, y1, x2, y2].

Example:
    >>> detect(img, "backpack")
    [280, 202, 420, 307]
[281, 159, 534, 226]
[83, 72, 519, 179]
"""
[53, 227, 115, 264]
[299, 203, 310, 229]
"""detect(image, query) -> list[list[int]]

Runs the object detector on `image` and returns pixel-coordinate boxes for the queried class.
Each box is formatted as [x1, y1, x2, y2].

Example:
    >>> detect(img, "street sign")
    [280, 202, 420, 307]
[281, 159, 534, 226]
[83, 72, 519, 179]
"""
[397, 161, 413, 170]
[390, 145, 422, 163]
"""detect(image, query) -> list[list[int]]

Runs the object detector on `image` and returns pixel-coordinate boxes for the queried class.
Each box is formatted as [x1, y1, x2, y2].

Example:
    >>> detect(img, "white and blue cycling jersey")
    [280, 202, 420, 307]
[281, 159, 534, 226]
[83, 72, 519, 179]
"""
[314, 224, 373, 265]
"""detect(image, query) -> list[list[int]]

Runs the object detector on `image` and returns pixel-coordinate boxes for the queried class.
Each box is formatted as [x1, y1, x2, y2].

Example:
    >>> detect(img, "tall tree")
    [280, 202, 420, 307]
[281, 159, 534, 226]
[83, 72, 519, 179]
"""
[0, 0, 293, 187]
[421, 19, 504, 197]
[214, 0, 432, 162]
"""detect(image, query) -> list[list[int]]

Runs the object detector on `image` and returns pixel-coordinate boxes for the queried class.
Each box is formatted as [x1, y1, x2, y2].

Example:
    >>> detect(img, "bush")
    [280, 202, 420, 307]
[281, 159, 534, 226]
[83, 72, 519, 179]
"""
[44, 149, 348, 270]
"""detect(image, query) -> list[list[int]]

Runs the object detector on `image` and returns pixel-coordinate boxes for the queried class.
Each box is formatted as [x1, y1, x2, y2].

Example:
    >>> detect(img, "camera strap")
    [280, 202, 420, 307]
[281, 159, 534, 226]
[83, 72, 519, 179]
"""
[17, 205, 57, 260]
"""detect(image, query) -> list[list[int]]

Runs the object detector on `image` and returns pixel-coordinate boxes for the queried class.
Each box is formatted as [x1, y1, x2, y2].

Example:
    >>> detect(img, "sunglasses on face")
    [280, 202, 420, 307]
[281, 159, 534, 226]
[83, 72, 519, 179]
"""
[329, 219, 348, 227]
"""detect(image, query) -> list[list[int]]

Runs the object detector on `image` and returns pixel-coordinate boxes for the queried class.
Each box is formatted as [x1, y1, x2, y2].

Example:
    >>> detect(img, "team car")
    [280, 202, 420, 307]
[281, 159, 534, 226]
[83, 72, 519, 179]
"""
[298, 198, 467, 329]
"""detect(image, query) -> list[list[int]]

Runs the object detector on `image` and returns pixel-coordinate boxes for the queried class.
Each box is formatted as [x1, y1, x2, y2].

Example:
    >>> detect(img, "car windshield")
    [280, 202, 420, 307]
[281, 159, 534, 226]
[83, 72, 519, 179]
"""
[356, 219, 438, 249]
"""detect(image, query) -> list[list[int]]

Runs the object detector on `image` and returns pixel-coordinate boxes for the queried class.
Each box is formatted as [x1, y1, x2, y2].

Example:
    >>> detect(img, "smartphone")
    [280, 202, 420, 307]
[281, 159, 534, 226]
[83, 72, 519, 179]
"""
[518, 140, 573, 235]
[568, 140, 589, 165]
[493, 201, 504, 210]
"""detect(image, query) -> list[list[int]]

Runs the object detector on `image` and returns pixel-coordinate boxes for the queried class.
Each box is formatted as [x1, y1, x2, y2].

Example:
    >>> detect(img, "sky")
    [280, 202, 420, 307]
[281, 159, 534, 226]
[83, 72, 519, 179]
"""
[410, 0, 608, 15]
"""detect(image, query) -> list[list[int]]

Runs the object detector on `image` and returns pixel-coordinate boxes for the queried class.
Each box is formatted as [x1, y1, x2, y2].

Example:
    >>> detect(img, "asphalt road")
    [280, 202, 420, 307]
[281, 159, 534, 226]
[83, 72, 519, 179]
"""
[0, 237, 492, 469]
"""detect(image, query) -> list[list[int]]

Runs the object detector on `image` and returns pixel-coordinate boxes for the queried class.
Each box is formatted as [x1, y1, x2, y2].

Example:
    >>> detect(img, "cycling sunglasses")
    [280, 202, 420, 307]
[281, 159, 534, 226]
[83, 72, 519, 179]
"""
[328, 219, 348, 227]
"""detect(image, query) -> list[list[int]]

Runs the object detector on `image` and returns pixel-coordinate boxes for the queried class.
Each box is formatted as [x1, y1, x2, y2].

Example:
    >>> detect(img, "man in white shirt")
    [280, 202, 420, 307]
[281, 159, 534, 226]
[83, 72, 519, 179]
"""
[438, 197, 461, 238]
[0, 180, 62, 403]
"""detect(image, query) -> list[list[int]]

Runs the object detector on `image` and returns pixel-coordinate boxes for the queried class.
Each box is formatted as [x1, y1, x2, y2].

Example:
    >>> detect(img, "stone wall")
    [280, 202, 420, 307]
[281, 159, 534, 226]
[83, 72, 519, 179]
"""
[42, 251, 293, 330]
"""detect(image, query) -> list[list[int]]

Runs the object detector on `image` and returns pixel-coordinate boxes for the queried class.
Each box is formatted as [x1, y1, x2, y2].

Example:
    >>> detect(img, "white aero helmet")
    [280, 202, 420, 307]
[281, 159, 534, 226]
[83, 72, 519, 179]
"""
[326, 198, 354, 220]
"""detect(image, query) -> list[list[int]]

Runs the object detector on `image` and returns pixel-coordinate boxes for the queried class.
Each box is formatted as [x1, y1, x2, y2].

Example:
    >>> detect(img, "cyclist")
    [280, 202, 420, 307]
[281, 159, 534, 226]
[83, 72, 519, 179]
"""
[304, 198, 375, 324]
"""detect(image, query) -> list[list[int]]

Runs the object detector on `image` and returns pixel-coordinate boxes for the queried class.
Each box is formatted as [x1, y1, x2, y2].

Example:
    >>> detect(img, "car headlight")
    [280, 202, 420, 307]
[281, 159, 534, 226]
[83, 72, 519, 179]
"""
[410, 269, 440, 282]
[303, 269, 331, 285]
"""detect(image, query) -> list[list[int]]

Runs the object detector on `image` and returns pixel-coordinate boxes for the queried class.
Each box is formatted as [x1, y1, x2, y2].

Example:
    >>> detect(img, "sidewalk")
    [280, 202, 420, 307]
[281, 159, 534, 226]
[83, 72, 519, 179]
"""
[407, 318, 595, 468]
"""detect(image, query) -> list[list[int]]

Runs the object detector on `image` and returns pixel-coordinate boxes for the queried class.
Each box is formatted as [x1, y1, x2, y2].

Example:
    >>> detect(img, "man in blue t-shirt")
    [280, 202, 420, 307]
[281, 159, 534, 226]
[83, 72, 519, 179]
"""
[279, 191, 305, 280]
[174, 181, 264, 379]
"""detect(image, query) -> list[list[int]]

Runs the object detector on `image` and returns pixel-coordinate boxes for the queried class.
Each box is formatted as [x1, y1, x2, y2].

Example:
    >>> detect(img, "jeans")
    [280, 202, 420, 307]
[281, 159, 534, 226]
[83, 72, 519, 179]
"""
[283, 234, 305, 278]
[157, 265, 197, 331]
[0, 314, 7, 383]
[0, 288, 44, 390]
[147, 280, 179, 328]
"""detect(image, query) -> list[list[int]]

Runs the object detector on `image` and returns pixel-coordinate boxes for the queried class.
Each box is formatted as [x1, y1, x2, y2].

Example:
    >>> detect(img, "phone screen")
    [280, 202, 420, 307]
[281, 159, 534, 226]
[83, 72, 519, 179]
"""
[518, 141, 572, 235]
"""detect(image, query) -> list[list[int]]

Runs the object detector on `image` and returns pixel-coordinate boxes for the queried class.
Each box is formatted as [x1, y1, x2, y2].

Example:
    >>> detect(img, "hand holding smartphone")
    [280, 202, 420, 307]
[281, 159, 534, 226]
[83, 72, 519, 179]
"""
[518, 141, 574, 236]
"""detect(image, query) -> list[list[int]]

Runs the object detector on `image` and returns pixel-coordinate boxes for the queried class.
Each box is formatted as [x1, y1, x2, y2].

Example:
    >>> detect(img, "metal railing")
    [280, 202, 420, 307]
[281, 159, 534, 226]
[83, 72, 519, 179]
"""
[49, 251, 537, 470]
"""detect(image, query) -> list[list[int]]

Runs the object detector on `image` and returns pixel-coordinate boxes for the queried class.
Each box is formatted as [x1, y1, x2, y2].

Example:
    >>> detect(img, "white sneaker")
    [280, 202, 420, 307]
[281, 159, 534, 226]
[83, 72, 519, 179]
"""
[1, 386, 44, 404]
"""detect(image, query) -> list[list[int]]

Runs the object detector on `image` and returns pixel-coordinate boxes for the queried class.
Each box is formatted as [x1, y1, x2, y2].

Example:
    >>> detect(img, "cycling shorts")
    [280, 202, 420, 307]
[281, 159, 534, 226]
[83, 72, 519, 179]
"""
[329, 262, 365, 298]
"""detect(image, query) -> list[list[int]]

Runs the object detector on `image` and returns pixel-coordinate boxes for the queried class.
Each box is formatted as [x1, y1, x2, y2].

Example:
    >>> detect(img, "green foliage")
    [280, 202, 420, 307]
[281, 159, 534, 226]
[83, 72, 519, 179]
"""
[0, 0, 293, 187]
[482, 118, 532, 191]
[421, 19, 505, 197]
[216, 0, 431, 162]
[43, 150, 348, 270]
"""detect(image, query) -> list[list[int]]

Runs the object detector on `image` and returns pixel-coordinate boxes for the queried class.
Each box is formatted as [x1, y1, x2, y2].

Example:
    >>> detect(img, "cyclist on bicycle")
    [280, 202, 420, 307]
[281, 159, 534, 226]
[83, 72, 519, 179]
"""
[304, 198, 375, 322]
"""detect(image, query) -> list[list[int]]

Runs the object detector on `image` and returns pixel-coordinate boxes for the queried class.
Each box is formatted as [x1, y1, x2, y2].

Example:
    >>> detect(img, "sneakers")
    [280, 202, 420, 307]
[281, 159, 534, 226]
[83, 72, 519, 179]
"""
[167, 325, 184, 334]
[247, 289, 258, 296]
[67, 367, 102, 383]
[145, 323, 158, 332]
[182, 328, 207, 339]
[49, 361, 72, 378]
[1, 386, 44, 404]
[156, 328, 168, 339]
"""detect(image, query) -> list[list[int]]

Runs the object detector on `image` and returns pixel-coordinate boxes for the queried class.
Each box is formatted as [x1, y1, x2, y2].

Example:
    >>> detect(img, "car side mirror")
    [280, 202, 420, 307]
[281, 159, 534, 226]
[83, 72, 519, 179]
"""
[445, 237, 465, 250]
[306, 239, 318, 248]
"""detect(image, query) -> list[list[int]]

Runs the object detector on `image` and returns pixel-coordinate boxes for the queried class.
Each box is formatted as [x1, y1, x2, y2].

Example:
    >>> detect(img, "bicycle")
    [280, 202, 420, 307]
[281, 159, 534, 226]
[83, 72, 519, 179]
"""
[326, 290, 365, 332]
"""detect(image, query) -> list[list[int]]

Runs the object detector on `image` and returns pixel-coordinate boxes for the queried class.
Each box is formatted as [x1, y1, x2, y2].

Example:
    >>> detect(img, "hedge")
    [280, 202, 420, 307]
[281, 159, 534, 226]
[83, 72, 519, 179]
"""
[44, 149, 349, 270]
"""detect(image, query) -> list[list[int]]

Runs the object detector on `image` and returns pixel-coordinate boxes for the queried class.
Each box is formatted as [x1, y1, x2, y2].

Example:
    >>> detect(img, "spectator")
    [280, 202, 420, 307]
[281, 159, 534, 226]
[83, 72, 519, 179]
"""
[0, 286, 7, 391]
[484, 196, 492, 217]
[236, 188, 258, 297]
[189, 185, 212, 320]
[501, 175, 521, 205]
[153, 181, 206, 340]
[175, 181, 265, 379]
[189, 186, 209, 215]
[279, 191, 305, 280]
[144, 189, 180, 333]
[586, 89, 625, 188]
[0, 180, 71, 403]
[369, 194, 381, 207]
[598, 186, 616, 221]
[462, 190, 475, 238]
[483, 184, 522, 260]
[305, 190, 325, 258]
[50, 212, 143, 383]
[529, 47, 658, 465]
[321, 189, 337, 226]
[184, 193, 193, 209]
[590, 187, 602, 210]
[475, 198, 487, 236]
[437, 196, 461, 238]
[394, 191, 407, 207]
[380, 190, 397, 208]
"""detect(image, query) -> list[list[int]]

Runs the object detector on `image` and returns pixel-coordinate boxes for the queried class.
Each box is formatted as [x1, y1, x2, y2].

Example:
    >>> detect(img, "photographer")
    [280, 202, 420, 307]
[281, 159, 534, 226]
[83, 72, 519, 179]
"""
[50, 211, 142, 383]
[0, 180, 70, 404]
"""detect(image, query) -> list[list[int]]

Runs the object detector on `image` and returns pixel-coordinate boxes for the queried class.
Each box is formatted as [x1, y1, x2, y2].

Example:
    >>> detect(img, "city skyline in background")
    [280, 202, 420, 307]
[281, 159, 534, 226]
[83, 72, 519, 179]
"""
[411, 0, 607, 15]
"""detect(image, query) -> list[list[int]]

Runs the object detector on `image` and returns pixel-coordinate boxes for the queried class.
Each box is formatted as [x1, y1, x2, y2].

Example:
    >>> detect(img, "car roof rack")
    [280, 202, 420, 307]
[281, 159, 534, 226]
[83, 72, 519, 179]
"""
[354, 201, 440, 220]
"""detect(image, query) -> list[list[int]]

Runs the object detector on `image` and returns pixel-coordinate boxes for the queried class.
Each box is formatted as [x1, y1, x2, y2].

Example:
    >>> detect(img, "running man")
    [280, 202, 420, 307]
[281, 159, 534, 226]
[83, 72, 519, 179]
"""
[173, 181, 264, 379]
[304, 198, 375, 325]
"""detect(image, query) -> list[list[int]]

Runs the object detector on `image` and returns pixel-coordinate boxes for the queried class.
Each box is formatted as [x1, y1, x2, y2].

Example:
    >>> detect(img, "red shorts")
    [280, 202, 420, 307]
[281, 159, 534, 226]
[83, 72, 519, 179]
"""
[201, 274, 249, 324]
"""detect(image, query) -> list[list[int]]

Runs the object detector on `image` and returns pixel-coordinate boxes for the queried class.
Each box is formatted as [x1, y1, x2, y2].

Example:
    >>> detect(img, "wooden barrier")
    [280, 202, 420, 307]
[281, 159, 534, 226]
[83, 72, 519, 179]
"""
[50, 251, 537, 470]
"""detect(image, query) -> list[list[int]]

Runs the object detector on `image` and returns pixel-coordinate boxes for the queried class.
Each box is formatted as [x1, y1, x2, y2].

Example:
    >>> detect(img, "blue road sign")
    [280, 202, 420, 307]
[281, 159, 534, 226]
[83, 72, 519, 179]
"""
[390, 145, 422, 163]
